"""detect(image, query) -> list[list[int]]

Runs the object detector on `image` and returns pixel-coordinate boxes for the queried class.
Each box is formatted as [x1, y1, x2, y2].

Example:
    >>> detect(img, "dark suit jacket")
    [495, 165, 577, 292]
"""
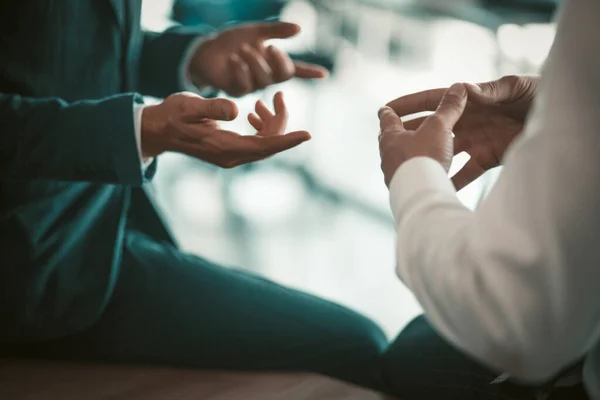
[0, 0, 207, 342]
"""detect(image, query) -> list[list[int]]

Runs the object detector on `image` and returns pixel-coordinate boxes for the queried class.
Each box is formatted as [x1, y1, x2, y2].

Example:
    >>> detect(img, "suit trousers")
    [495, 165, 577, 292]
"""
[383, 315, 590, 400]
[3, 230, 388, 392]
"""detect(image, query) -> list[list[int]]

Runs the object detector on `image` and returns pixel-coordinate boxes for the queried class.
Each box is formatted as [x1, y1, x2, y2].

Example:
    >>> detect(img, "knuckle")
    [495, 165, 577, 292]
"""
[500, 75, 522, 88]
[443, 95, 463, 110]
[427, 114, 444, 127]
[478, 80, 498, 96]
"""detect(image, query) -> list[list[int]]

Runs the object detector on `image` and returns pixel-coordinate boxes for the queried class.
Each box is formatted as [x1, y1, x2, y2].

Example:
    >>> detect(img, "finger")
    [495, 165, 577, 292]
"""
[273, 91, 287, 116]
[451, 158, 486, 191]
[255, 21, 301, 40]
[229, 54, 253, 96]
[293, 61, 329, 79]
[255, 99, 274, 120]
[248, 113, 263, 131]
[403, 116, 427, 131]
[386, 88, 447, 117]
[267, 45, 295, 83]
[420, 84, 468, 134]
[257, 92, 288, 137]
[378, 106, 405, 134]
[256, 92, 288, 137]
[239, 44, 274, 89]
[407, 115, 468, 143]
[182, 97, 239, 122]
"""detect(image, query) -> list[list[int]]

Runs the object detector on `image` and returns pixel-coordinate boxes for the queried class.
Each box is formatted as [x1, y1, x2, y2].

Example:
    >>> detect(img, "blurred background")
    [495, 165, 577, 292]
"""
[141, 0, 558, 338]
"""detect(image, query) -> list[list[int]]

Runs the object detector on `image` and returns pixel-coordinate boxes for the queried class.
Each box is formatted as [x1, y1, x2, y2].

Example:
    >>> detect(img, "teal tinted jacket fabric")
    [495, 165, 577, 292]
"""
[0, 0, 207, 341]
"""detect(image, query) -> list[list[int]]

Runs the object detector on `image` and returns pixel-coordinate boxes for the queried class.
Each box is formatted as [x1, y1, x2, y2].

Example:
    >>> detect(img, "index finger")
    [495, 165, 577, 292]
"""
[256, 22, 301, 39]
[293, 61, 329, 79]
[386, 88, 447, 117]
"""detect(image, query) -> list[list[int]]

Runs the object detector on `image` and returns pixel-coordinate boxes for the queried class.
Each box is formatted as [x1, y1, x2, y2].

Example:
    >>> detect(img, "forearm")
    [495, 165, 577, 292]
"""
[390, 0, 600, 383]
[391, 159, 561, 382]
[0, 93, 147, 184]
[138, 27, 212, 98]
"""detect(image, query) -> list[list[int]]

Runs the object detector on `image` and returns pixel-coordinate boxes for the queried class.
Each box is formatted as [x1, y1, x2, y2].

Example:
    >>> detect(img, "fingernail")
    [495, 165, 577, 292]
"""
[465, 83, 481, 93]
[448, 83, 466, 96]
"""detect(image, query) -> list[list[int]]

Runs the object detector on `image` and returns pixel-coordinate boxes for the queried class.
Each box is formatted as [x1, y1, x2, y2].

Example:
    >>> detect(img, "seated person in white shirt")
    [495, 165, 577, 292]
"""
[377, 0, 600, 399]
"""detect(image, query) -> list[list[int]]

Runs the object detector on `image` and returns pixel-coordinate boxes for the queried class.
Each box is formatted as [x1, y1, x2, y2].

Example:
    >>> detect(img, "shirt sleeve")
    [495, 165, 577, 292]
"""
[388, 0, 600, 384]
[133, 103, 153, 166]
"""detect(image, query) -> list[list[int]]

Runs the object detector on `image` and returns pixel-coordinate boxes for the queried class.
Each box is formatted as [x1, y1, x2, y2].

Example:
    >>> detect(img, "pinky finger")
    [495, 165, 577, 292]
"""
[248, 113, 263, 131]
[294, 61, 329, 79]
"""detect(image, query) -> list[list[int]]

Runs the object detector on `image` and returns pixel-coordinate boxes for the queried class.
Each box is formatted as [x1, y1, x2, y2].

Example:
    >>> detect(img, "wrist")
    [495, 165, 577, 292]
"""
[141, 104, 168, 158]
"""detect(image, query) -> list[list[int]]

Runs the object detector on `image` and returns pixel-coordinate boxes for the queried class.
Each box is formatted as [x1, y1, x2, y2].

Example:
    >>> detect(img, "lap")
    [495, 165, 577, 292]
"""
[384, 315, 589, 400]
[383, 315, 535, 400]
[8, 231, 387, 390]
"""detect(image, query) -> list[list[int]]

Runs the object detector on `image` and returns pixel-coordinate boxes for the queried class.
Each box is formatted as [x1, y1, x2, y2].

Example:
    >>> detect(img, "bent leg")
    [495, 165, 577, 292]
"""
[383, 315, 537, 400]
[11, 231, 388, 391]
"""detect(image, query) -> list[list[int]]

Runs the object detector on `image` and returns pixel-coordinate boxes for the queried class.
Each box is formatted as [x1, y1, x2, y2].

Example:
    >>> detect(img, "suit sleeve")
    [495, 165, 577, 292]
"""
[0, 92, 150, 185]
[138, 26, 213, 99]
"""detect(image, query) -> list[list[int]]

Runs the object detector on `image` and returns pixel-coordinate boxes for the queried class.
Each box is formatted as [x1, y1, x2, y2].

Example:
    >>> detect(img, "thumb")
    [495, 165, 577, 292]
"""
[466, 75, 522, 105]
[183, 97, 239, 122]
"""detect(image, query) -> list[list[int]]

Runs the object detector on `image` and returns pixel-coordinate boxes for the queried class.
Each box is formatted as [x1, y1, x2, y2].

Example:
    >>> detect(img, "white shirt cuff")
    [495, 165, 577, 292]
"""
[180, 36, 216, 96]
[389, 157, 457, 223]
[133, 104, 154, 168]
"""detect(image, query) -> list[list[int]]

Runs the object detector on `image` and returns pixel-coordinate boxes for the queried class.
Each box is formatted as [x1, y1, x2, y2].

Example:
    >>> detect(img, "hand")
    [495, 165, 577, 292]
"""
[142, 92, 311, 168]
[190, 22, 329, 97]
[379, 84, 468, 187]
[386, 75, 538, 190]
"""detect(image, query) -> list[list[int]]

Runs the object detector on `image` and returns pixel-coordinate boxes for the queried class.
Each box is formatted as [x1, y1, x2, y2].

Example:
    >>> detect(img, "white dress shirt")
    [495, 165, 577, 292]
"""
[388, 0, 600, 394]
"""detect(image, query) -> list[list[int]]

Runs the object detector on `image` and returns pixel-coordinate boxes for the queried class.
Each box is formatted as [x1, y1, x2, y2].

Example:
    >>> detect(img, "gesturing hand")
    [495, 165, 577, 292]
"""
[142, 92, 311, 168]
[190, 22, 329, 97]
[379, 84, 468, 186]
[386, 75, 538, 190]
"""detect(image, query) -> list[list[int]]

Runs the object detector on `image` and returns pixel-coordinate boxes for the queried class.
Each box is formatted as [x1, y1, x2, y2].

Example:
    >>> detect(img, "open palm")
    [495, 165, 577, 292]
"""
[387, 76, 538, 190]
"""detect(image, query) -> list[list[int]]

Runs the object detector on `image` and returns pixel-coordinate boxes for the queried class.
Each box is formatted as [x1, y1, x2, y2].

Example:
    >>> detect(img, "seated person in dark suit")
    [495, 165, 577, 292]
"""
[0, 0, 387, 391]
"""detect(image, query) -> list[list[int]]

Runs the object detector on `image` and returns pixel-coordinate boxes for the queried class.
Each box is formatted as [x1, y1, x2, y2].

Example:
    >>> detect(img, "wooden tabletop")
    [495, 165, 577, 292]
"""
[0, 359, 396, 400]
